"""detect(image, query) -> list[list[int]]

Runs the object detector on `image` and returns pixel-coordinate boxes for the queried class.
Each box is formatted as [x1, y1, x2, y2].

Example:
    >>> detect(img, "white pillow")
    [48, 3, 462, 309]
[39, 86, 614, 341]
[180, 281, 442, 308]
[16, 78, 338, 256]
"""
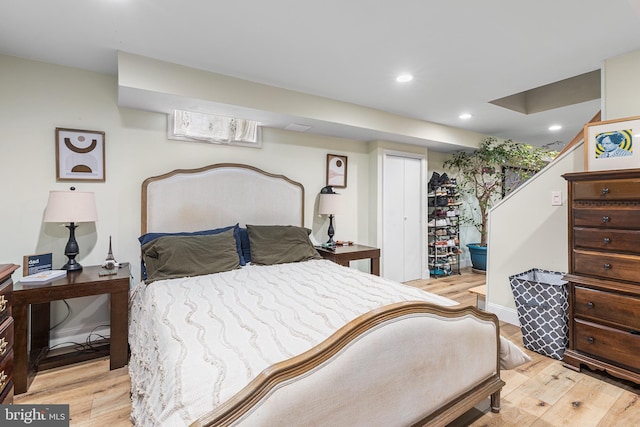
[499, 336, 532, 370]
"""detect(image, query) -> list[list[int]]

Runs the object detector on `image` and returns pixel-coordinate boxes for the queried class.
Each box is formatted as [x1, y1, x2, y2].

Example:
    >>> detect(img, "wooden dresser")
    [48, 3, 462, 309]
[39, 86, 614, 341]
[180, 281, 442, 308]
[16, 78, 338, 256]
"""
[0, 264, 17, 404]
[563, 169, 640, 384]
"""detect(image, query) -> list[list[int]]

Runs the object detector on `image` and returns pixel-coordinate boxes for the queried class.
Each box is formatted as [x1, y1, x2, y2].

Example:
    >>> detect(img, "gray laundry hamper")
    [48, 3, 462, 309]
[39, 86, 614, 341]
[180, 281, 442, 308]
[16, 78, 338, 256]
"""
[509, 268, 568, 360]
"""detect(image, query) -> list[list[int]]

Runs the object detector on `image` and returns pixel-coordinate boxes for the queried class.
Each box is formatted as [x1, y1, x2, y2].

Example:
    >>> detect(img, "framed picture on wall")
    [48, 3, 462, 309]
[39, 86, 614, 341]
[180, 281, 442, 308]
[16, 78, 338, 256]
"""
[326, 154, 347, 188]
[56, 128, 106, 181]
[584, 116, 640, 172]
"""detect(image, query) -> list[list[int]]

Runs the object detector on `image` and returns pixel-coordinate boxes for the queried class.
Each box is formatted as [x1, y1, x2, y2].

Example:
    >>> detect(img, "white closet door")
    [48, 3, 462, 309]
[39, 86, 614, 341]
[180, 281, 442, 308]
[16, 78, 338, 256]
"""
[383, 156, 406, 282]
[402, 157, 422, 281]
[382, 154, 423, 282]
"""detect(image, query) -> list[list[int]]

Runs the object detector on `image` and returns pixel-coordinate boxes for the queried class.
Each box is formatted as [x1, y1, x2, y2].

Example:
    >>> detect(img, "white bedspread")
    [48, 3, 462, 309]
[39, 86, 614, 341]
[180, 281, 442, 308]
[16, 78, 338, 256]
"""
[128, 259, 456, 427]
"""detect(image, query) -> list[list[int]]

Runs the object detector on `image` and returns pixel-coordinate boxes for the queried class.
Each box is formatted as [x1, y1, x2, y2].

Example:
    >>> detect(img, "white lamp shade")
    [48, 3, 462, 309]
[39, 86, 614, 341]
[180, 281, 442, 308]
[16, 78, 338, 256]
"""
[318, 193, 344, 215]
[43, 190, 98, 223]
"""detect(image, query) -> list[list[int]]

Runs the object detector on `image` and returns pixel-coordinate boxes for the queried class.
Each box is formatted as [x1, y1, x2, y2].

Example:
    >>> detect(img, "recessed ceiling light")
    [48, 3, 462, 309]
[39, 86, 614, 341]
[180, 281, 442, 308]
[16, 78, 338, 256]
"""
[549, 124, 562, 131]
[396, 73, 413, 83]
[459, 113, 472, 120]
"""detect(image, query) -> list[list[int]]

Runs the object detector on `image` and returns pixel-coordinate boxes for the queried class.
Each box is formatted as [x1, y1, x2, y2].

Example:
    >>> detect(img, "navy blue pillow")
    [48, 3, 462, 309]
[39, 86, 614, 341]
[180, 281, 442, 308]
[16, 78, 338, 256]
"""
[239, 227, 251, 263]
[138, 224, 245, 279]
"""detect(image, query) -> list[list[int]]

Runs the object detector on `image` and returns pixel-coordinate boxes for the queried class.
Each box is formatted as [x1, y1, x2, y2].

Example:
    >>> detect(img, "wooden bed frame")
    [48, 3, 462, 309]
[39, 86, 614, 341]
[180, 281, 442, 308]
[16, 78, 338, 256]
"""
[139, 163, 504, 426]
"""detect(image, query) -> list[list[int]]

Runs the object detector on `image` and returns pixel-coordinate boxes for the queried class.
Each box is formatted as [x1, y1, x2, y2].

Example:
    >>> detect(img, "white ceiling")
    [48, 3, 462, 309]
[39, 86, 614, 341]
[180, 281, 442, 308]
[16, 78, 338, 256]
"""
[3, 0, 640, 151]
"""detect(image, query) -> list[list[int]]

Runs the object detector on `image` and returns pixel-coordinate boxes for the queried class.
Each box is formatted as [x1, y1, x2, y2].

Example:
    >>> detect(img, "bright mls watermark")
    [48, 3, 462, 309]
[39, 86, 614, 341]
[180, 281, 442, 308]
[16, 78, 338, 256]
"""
[0, 405, 69, 426]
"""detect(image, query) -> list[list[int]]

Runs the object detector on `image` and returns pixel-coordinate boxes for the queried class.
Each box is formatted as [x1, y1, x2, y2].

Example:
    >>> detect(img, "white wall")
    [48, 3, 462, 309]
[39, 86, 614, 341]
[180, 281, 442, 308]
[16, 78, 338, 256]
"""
[0, 55, 374, 345]
[485, 145, 583, 324]
[604, 49, 640, 120]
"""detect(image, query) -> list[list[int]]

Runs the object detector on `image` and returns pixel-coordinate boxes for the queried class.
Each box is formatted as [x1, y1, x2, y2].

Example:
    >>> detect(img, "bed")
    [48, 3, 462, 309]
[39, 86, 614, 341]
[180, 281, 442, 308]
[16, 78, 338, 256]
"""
[129, 163, 527, 427]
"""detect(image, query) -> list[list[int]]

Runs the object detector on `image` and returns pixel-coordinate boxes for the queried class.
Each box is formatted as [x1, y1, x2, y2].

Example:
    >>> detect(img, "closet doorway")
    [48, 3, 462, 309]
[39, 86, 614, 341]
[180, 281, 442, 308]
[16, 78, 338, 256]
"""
[382, 152, 425, 282]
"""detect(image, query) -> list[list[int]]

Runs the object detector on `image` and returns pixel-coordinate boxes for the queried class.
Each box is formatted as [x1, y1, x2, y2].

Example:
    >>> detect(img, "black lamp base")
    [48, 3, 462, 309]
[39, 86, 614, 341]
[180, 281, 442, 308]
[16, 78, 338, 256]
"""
[326, 214, 336, 246]
[62, 259, 83, 272]
[62, 222, 83, 272]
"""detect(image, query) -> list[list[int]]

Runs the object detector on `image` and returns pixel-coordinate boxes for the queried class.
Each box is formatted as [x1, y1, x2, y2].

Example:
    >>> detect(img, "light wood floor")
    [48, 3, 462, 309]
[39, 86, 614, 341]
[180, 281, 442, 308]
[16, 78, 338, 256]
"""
[14, 269, 640, 426]
[408, 270, 640, 427]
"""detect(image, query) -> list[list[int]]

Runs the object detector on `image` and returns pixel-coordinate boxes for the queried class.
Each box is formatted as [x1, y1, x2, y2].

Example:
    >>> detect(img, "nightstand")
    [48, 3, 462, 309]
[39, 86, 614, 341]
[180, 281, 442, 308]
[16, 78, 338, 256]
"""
[316, 244, 381, 276]
[0, 264, 18, 404]
[12, 264, 130, 394]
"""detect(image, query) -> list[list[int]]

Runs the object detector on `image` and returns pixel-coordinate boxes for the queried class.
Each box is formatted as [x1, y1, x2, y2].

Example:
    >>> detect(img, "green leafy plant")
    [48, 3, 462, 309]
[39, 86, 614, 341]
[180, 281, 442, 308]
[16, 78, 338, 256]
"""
[443, 136, 556, 246]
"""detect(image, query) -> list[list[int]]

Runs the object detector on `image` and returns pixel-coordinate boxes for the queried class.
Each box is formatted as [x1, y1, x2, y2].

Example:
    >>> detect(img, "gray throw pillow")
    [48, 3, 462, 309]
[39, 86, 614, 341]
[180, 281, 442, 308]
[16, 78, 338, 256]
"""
[247, 225, 322, 265]
[142, 228, 240, 283]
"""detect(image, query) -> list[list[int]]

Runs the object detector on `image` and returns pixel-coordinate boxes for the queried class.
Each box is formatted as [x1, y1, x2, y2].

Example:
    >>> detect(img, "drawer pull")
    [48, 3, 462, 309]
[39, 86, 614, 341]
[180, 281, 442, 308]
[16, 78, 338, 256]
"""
[601, 187, 609, 195]
[587, 337, 595, 344]
[0, 338, 7, 356]
[604, 263, 612, 270]
[631, 330, 640, 335]
[601, 216, 610, 223]
[0, 296, 5, 312]
[586, 302, 594, 309]
[603, 237, 611, 244]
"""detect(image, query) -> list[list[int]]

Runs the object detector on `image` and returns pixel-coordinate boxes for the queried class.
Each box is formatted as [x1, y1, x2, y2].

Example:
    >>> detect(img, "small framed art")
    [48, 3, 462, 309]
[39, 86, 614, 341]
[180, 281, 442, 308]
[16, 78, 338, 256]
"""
[326, 154, 347, 188]
[584, 116, 640, 172]
[56, 127, 106, 181]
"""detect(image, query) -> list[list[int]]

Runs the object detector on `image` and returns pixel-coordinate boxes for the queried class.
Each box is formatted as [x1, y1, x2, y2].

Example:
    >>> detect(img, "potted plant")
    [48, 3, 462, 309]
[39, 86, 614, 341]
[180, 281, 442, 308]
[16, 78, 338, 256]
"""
[443, 137, 554, 271]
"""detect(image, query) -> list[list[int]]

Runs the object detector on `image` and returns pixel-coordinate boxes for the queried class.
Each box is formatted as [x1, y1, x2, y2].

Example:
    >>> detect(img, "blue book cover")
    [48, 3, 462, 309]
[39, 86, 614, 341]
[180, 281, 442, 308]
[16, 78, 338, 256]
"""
[23, 253, 53, 276]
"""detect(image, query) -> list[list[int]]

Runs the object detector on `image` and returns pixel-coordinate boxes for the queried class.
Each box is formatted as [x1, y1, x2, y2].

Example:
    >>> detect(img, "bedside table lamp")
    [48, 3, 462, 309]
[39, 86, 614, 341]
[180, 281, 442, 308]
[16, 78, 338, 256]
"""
[318, 186, 344, 245]
[43, 188, 98, 272]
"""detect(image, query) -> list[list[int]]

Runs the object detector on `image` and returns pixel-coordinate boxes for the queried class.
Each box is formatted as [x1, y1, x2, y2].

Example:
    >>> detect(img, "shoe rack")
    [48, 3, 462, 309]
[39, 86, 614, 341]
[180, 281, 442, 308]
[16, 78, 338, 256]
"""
[427, 172, 462, 277]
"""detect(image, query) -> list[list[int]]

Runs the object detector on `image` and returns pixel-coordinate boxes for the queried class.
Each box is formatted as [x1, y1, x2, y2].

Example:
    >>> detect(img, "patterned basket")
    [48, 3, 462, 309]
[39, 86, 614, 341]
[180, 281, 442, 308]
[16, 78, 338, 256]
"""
[509, 268, 568, 360]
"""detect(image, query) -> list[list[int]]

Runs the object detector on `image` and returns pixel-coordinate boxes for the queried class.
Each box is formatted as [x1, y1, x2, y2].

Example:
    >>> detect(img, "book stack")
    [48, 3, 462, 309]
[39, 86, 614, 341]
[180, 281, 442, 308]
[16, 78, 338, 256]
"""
[21, 269, 67, 284]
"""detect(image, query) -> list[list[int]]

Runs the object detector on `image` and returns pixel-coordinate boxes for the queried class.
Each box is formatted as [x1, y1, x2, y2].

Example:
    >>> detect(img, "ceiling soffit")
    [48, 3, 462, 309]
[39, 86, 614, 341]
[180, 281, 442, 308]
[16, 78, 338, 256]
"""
[490, 70, 601, 115]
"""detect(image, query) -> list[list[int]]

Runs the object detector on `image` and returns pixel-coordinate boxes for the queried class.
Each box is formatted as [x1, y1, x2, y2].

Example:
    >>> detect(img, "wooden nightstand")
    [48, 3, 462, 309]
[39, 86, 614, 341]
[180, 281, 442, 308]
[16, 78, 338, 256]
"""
[316, 244, 381, 276]
[12, 264, 130, 394]
[0, 264, 18, 404]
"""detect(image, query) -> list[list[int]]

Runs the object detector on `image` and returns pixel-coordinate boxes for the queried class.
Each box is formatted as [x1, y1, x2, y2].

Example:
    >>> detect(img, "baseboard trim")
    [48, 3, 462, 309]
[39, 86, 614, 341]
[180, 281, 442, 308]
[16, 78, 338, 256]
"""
[486, 302, 519, 326]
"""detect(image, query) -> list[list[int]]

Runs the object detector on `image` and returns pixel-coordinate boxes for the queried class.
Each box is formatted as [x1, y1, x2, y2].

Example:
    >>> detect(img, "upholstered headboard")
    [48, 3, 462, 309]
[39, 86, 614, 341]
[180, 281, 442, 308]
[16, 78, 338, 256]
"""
[141, 163, 304, 234]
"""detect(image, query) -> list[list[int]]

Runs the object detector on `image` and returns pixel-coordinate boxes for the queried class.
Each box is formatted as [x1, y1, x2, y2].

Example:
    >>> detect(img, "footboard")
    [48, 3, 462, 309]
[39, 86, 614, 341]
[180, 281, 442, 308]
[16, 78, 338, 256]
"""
[191, 302, 504, 427]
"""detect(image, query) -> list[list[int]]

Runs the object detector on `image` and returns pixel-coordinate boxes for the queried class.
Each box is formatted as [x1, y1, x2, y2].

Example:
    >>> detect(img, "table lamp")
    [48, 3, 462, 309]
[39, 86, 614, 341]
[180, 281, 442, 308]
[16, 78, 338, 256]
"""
[318, 186, 344, 245]
[43, 187, 98, 271]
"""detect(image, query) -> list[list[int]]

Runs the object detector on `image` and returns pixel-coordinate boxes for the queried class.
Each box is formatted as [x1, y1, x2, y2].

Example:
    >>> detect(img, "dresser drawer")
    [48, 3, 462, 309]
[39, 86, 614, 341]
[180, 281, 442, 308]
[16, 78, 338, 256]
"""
[574, 286, 640, 330]
[0, 377, 12, 404]
[573, 178, 640, 201]
[574, 227, 640, 253]
[575, 320, 640, 372]
[0, 318, 13, 360]
[0, 278, 10, 326]
[0, 349, 13, 395]
[573, 206, 640, 230]
[574, 249, 640, 282]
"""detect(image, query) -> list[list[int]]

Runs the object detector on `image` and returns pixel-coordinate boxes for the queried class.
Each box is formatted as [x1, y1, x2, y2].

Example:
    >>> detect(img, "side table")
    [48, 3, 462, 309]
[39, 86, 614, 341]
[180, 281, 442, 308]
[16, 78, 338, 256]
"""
[316, 244, 381, 276]
[12, 264, 130, 394]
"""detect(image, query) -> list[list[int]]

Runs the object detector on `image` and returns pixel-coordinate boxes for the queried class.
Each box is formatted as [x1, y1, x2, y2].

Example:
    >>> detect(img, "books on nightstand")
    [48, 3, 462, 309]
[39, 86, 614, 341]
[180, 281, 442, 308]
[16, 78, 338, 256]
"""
[21, 269, 67, 284]
[22, 252, 53, 276]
